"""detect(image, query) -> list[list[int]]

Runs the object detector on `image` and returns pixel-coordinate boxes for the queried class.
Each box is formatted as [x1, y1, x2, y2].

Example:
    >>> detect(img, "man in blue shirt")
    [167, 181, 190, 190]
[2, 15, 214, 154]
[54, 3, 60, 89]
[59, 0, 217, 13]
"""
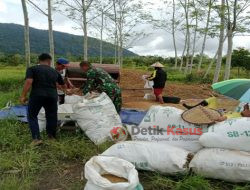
[55, 58, 74, 104]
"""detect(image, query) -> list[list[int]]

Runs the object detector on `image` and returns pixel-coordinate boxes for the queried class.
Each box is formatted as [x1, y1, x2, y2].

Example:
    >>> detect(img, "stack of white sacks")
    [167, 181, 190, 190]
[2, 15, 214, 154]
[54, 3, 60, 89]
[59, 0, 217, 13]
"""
[38, 92, 122, 145]
[192, 117, 250, 182]
[84, 105, 250, 188]
[114, 106, 250, 182]
[39, 97, 250, 183]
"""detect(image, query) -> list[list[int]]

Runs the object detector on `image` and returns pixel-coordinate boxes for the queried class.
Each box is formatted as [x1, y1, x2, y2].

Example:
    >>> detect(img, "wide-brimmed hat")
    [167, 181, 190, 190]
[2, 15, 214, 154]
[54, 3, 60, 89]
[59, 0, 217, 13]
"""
[182, 99, 204, 107]
[151, 62, 164, 68]
[181, 106, 221, 125]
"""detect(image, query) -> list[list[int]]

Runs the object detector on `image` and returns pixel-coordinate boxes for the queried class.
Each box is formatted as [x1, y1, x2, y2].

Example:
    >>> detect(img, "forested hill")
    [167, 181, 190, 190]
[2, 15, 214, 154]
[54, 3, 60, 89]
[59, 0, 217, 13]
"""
[0, 23, 137, 57]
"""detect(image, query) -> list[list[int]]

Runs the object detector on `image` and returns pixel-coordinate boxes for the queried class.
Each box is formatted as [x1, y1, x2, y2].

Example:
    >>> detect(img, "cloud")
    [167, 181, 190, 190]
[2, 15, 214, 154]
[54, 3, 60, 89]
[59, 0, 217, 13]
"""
[4, 0, 20, 5]
[129, 28, 250, 57]
[0, 0, 82, 35]
[0, 0, 7, 12]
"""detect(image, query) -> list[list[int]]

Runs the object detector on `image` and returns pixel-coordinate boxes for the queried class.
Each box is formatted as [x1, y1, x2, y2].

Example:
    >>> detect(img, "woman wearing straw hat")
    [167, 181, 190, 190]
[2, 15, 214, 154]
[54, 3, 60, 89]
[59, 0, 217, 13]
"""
[147, 62, 167, 104]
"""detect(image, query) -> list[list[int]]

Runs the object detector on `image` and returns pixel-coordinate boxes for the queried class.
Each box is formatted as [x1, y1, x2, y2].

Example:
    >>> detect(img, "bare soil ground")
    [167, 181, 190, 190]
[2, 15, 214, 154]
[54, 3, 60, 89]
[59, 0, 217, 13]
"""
[120, 69, 214, 110]
[38, 161, 84, 190]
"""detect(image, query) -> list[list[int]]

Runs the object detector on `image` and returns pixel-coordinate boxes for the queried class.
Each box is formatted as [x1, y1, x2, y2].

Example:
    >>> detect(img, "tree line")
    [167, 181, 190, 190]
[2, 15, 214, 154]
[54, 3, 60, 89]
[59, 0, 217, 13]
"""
[2, 48, 249, 75]
[147, 0, 250, 82]
[21, 0, 145, 68]
[20, 0, 250, 83]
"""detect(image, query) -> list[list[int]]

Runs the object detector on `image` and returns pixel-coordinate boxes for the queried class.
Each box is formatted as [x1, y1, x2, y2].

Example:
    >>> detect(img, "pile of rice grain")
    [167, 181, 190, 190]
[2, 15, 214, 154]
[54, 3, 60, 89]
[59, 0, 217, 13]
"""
[101, 174, 128, 183]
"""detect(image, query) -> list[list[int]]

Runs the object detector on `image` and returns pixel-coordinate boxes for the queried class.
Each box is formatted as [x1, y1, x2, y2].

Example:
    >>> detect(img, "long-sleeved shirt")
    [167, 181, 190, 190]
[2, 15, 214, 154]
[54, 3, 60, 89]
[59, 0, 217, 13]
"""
[148, 68, 167, 88]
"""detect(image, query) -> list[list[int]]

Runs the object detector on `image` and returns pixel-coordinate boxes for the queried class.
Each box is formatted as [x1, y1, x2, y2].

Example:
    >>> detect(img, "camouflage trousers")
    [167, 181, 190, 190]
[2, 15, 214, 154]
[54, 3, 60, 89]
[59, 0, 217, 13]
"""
[103, 83, 122, 113]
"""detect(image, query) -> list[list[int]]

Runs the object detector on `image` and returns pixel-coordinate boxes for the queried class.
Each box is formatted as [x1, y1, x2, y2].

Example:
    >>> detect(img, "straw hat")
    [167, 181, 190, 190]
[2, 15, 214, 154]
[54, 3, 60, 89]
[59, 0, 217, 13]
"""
[182, 99, 204, 107]
[181, 106, 221, 125]
[151, 62, 164, 68]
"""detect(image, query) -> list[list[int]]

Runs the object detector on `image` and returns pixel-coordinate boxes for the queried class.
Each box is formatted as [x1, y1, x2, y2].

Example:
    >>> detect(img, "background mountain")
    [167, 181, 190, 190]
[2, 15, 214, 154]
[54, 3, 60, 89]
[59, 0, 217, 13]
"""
[0, 23, 137, 57]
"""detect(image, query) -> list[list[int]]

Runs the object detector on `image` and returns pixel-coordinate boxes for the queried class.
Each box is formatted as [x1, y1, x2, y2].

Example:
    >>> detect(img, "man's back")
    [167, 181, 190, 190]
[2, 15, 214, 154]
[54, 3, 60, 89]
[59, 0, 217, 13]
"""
[26, 64, 64, 98]
[153, 68, 167, 88]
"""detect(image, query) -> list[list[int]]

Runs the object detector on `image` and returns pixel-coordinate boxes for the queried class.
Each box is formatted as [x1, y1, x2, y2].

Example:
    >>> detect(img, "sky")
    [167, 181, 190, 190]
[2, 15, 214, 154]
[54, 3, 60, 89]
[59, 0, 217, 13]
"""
[0, 0, 250, 57]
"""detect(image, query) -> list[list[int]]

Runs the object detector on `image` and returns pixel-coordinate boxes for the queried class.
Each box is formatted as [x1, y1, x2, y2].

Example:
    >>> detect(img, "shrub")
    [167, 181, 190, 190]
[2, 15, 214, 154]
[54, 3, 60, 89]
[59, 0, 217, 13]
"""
[184, 72, 212, 84]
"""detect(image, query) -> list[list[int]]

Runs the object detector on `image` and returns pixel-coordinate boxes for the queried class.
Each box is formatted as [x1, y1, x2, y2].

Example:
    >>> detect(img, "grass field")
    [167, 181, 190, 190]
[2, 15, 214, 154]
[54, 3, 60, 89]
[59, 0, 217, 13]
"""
[0, 66, 250, 190]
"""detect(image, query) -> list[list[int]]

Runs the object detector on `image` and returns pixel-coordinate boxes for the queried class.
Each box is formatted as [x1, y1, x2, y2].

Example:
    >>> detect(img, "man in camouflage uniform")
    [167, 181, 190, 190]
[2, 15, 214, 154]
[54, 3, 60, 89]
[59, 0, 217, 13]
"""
[80, 61, 122, 113]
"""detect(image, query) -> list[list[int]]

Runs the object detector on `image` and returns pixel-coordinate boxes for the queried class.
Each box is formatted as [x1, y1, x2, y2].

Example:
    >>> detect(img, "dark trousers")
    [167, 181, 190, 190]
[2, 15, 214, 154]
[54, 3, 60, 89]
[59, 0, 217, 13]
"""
[28, 96, 58, 140]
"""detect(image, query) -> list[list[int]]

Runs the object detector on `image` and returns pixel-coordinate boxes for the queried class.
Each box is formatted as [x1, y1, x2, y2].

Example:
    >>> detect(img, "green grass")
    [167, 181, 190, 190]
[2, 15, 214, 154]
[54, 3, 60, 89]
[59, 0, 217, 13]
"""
[0, 175, 34, 190]
[0, 119, 112, 190]
[123, 63, 249, 84]
[0, 66, 25, 107]
[0, 66, 250, 189]
[175, 175, 212, 190]
[0, 90, 22, 108]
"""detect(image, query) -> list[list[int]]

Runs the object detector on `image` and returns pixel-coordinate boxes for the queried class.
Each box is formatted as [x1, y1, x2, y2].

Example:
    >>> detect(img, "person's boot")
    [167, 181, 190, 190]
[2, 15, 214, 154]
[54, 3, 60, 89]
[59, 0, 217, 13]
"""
[30, 139, 43, 146]
[182, 103, 196, 109]
[183, 100, 208, 110]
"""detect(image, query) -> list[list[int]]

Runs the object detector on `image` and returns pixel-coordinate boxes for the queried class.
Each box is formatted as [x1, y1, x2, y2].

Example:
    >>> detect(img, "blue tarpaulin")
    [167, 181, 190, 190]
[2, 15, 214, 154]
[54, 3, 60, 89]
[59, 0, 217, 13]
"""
[120, 109, 146, 125]
[0, 106, 146, 125]
[0, 105, 28, 122]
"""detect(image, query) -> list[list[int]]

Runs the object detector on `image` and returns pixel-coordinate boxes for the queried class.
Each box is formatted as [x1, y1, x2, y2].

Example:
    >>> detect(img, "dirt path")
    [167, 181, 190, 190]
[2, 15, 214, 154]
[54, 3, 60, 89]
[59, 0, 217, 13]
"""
[120, 69, 214, 110]
[37, 161, 84, 190]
